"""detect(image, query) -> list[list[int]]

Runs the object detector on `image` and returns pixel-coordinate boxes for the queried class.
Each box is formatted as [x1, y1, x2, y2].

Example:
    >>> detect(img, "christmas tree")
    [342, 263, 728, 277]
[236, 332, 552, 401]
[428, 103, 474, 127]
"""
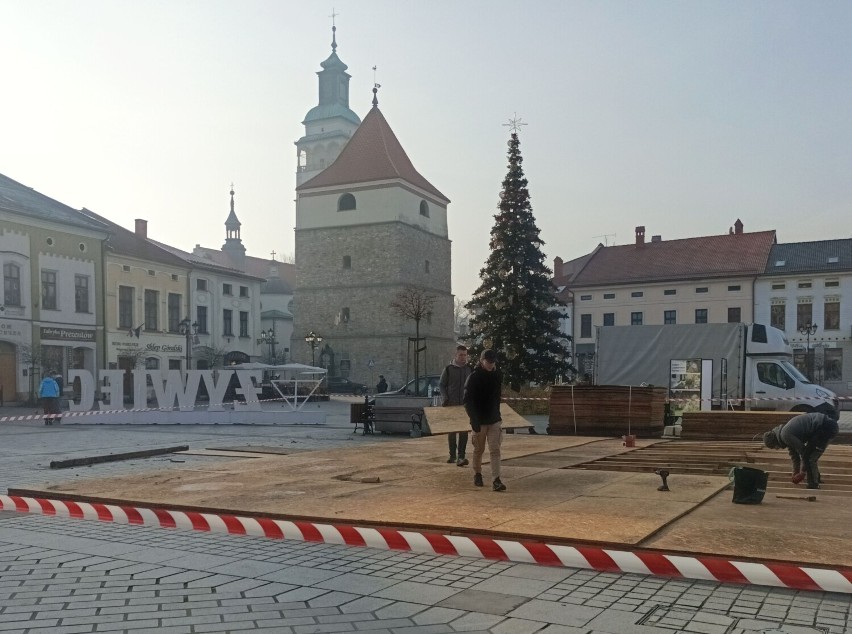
[466, 129, 569, 391]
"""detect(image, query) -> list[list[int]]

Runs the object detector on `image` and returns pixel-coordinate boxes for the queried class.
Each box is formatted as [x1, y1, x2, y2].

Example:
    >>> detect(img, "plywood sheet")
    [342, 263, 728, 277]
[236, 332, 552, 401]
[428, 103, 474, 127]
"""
[644, 490, 852, 567]
[423, 405, 532, 435]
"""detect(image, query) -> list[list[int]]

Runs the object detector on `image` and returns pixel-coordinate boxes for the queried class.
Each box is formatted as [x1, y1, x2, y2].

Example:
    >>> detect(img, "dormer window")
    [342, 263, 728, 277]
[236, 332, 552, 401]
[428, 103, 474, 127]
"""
[828, 256, 839, 264]
[775, 260, 786, 267]
[338, 193, 356, 211]
[419, 200, 430, 217]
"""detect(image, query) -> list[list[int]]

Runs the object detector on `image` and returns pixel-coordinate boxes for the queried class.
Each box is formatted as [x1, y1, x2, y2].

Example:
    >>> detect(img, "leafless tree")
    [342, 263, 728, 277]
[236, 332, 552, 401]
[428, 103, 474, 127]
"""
[195, 345, 230, 369]
[390, 287, 436, 396]
[453, 297, 469, 338]
[19, 344, 46, 405]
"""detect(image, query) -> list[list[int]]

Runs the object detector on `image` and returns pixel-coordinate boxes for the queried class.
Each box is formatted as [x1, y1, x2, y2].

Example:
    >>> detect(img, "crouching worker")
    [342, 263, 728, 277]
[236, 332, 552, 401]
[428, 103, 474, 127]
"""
[763, 409, 839, 489]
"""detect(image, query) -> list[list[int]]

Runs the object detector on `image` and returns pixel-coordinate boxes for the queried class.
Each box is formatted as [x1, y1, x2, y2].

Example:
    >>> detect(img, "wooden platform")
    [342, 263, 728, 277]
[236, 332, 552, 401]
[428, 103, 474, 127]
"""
[11, 435, 852, 568]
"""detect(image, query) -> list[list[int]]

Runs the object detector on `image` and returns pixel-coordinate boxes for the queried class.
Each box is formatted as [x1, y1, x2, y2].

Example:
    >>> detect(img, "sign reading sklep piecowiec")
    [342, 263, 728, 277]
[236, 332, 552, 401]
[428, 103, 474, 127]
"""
[67, 369, 271, 412]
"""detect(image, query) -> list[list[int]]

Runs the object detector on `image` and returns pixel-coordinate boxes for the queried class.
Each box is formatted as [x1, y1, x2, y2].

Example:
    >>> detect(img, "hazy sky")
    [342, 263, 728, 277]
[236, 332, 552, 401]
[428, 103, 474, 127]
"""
[3, 1, 851, 301]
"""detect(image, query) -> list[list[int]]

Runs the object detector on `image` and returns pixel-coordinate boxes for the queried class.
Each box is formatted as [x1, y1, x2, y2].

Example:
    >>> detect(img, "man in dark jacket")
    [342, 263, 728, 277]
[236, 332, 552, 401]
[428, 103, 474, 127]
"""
[463, 349, 506, 491]
[440, 345, 472, 466]
[763, 409, 839, 489]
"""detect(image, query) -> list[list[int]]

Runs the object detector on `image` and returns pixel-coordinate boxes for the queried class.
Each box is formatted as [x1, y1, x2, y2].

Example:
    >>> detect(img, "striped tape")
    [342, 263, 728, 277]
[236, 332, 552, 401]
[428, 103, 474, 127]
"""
[1, 494, 850, 594]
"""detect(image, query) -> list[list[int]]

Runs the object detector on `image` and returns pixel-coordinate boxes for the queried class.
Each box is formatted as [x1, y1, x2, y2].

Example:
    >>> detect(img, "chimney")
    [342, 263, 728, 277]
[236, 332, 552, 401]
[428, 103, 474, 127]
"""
[651, 235, 662, 243]
[734, 219, 744, 235]
[553, 256, 564, 277]
[635, 226, 645, 246]
[134, 219, 147, 239]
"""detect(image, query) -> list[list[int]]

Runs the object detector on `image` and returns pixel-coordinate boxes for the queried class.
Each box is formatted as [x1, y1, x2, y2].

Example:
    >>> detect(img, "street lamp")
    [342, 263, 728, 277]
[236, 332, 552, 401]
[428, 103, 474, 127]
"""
[257, 327, 278, 361]
[798, 322, 818, 380]
[305, 331, 323, 366]
[178, 318, 198, 372]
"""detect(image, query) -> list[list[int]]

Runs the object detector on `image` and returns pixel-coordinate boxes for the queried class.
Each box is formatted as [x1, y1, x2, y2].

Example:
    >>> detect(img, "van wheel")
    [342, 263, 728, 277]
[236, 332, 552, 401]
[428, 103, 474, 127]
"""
[790, 405, 813, 413]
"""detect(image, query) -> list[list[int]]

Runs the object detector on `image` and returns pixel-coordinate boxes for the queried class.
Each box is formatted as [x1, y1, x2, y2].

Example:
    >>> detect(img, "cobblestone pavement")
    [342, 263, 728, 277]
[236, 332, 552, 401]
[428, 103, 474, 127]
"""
[0, 400, 850, 633]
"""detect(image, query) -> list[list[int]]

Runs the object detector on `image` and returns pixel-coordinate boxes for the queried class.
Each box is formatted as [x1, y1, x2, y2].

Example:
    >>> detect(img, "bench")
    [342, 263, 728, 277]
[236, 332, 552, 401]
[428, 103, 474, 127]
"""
[372, 406, 427, 436]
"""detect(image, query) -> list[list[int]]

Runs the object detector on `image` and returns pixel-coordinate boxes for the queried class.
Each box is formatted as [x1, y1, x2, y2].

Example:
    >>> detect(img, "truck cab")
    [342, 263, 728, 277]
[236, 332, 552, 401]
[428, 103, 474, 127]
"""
[744, 324, 837, 413]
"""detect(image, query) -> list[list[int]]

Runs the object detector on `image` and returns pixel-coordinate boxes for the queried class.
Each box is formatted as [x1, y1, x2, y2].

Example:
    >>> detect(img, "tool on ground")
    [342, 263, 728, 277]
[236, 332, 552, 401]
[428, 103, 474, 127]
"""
[654, 468, 670, 491]
[775, 494, 817, 501]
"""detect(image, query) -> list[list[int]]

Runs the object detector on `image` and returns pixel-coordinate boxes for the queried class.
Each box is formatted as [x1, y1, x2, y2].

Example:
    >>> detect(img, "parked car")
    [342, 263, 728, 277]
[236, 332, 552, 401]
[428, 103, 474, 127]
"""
[371, 374, 442, 403]
[325, 376, 369, 395]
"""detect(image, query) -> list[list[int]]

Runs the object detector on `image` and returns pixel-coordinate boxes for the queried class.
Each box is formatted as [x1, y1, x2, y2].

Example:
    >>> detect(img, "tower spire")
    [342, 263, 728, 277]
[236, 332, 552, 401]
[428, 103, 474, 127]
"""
[330, 8, 339, 52]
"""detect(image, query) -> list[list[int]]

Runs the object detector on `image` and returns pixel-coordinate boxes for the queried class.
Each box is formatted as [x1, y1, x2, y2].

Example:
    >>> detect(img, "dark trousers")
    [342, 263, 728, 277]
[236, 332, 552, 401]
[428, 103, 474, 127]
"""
[448, 431, 468, 459]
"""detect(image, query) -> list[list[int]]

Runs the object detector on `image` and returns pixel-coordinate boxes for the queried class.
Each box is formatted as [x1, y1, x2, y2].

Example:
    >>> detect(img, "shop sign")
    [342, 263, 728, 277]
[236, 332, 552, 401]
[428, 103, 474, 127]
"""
[0, 322, 24, 338]
[41, 327, 95, 342]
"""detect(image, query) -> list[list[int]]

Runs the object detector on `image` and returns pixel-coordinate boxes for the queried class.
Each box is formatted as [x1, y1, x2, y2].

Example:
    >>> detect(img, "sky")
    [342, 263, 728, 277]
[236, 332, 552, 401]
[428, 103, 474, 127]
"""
[3, 1, 852, 301]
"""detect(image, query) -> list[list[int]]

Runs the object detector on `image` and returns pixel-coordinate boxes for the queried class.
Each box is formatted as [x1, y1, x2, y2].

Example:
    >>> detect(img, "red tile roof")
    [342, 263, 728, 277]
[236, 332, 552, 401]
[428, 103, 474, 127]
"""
[297, 106, 449, 203]
[570, 230, 777, 287]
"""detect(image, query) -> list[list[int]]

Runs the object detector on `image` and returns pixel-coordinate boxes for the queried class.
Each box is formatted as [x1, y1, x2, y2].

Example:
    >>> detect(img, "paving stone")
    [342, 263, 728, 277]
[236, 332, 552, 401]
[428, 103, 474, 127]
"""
[507, 599, 601, 628]
[491, 619, 547, 634]
[436, 589, 530, 617]
[373, 582, 461, 606]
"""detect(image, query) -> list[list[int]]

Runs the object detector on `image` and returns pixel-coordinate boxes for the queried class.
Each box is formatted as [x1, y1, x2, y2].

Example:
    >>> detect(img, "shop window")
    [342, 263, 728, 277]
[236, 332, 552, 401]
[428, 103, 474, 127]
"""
[631, 312, 643, 326]
[825, 349, 842, 381]
[695, 309, 708, 324]
[664, 310, 676, 325]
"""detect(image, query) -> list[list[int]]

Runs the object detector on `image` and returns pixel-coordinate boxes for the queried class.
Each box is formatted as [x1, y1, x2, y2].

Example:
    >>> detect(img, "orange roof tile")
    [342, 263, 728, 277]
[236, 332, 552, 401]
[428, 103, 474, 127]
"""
[571, 230, 777, 287]
[297, 106, 449, 203]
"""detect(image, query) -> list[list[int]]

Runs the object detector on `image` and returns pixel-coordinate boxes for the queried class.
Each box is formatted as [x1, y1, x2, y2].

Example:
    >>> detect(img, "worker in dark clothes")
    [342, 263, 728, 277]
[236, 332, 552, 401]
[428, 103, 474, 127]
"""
[763, 409, 839, 489]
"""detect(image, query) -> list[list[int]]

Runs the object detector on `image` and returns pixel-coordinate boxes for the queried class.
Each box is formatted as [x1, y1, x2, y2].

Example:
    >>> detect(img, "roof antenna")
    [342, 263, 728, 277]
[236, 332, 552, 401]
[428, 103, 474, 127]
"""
[329, 8, 339, 52]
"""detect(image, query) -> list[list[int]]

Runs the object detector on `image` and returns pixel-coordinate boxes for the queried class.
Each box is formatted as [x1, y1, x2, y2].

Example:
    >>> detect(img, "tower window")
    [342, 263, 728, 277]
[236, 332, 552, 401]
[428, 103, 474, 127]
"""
[342, 255, 352, 269]
[420, 200, 430, 217]
[338, 193, 356, 211]
[425, 260, 430, 274]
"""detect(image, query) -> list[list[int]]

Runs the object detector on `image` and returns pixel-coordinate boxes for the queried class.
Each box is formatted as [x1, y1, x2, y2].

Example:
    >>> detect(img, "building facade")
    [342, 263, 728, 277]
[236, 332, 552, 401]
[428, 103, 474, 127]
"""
[754, 239, 852, 399]
[0, 174, 109, 403]
[564, 222, 776, 379]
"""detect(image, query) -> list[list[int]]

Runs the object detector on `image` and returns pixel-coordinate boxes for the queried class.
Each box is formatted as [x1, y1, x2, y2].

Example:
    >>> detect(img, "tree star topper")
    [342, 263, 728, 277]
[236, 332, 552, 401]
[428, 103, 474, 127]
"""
[503, 113, 528, 134]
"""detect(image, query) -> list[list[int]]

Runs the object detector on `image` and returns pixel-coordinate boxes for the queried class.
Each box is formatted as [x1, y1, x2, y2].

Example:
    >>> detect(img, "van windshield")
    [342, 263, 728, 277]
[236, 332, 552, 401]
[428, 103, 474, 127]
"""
[782, 361, 810, 384]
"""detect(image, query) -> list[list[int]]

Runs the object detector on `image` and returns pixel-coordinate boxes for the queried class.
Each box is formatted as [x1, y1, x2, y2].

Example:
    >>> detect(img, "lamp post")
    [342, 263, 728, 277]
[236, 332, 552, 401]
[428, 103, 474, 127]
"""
[178, 318, 198, 372]
[798, 322, 818, 380]
[305, 331, 322, 366]
[258, 327, 278, 362]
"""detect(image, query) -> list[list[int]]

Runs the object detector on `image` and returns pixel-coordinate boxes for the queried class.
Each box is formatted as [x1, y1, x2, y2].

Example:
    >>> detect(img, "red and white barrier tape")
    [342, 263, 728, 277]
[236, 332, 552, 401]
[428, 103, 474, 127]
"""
[1, 494, 850, 594]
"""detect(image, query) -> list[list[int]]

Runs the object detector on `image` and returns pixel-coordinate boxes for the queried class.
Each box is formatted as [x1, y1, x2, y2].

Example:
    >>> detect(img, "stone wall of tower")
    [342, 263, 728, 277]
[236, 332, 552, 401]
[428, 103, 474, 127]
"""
[291, 221, 456, 388]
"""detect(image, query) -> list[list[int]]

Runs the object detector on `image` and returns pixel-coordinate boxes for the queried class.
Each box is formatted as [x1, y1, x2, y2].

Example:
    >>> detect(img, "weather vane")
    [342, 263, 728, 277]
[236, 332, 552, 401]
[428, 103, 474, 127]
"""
[503, 112, 528, 134]
[329, 8, 339, 26]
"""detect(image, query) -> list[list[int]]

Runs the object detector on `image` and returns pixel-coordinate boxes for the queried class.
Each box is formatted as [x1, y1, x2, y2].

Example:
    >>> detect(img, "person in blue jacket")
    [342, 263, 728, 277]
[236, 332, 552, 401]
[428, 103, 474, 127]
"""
[38, 372, 61, 425]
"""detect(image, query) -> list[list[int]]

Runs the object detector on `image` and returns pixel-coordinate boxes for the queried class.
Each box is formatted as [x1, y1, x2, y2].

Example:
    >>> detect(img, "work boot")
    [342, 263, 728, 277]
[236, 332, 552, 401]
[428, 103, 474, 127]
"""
[473, 473, 483, 487]
[457, 457, 469, 467]
[447, 455, 456, 464]
[493, 478, 507, 492]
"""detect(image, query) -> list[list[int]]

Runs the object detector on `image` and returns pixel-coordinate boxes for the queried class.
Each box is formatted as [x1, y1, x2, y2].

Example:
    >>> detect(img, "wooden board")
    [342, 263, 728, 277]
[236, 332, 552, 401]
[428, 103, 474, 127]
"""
[548, 385, 667, 437]
[422, 404, 532, 435]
